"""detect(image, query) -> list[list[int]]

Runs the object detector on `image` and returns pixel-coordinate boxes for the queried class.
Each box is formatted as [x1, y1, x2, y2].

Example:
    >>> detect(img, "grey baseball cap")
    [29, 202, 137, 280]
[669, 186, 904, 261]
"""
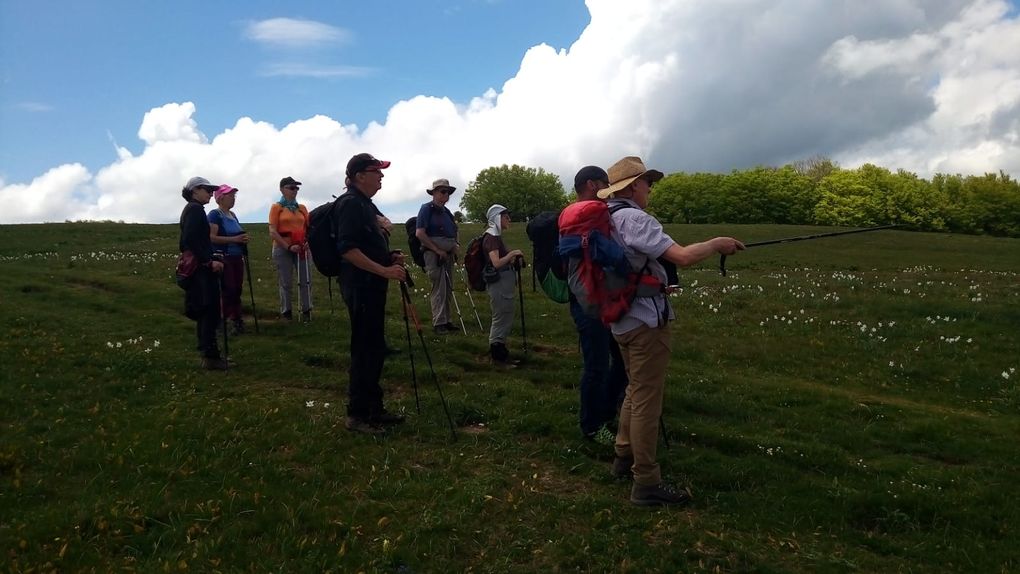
[185, 176, 218, 191]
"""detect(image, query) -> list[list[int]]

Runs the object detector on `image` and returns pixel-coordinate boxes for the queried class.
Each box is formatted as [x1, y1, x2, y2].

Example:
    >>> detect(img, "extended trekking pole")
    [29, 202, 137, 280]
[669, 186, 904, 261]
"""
[659, 415, 670, 449]
[444, 267, 467, 334]
[459, 264, 485, 332]
[241, 244, 260, 334]
[531, 253, 536, 292]
[720, 224, 899, 276]
[400, 277, 457, 440]
[399, 281, 422, 414]
[301, 246, 313, 315]
[514, 258, 528, 357]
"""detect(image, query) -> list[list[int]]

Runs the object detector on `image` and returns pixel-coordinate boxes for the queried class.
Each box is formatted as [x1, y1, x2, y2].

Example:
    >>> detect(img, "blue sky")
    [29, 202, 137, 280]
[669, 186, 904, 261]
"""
[1, 0, 1018, 224]
[0, 0, 587, 183]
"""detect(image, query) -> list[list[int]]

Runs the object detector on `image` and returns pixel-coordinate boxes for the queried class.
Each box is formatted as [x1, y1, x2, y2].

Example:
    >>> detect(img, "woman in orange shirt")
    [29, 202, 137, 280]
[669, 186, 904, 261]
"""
[268, 176, 312, 321]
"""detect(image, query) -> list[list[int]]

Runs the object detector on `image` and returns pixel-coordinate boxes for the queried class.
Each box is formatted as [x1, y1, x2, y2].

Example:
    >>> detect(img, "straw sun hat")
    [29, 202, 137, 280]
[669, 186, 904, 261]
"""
[596, 156, 664, 199]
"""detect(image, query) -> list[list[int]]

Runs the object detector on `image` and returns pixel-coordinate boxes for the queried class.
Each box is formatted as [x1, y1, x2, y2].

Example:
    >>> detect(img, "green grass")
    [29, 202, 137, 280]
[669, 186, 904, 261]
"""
[1, 222, 1018, 573]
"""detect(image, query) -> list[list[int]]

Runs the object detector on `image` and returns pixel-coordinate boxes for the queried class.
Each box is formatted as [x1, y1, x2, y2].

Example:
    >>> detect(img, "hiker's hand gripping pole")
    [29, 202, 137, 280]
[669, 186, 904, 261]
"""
[719, 224, 900, 276]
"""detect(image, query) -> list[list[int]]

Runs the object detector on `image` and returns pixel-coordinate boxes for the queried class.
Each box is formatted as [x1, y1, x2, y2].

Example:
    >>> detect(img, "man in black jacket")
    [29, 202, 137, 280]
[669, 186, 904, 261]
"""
[336, 153, 408, 433]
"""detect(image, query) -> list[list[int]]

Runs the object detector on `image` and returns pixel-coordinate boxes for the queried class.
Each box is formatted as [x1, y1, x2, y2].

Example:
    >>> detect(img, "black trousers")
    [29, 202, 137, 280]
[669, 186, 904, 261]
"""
[185, 267, 221, 359]
[341, 284, 387, 417]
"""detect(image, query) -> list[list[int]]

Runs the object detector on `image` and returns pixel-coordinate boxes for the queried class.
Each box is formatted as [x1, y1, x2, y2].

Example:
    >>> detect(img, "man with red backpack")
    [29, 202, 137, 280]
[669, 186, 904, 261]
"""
[567, 166, 630, 444]
[596, 156, 744, 506]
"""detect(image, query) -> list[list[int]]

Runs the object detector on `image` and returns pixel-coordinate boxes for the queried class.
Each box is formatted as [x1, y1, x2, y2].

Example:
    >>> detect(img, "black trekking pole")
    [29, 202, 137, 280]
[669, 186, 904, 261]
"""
[241, 244, 260, 334]
[720, 224, 900, 276]
[531, 253, 536, 292]
[400, 278, 457, 440]
[514, 258, 528, 357]
[399, 280, 422, 414]
[659, 415, 670, 449]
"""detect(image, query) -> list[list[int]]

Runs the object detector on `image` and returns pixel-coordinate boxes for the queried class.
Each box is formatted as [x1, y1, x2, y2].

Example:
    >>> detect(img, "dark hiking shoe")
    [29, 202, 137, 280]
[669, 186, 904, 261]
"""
[434, 323, 458, 333]
[281, 310, 293, 320]
[201, 357, 229, 371]
[490, 342, 510, 360]
[301, 310, 312, 323]
[345, 416, 385, 435]
[630, 482, 692, 507]
[231, 320, 245, 336]
[611, 455, 634, 480]
[370, 411, 406, 425]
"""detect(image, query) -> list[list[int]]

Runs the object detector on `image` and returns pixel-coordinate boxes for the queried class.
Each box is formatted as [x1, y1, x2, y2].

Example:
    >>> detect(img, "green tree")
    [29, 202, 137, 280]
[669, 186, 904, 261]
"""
[459, 164, 569, 222]
[946, 172, 1020, 236]
[813, 168, 884, 226]
[765, 165, 819, 224]
[648, 172, 726, 223]
[793, 155, 840, 183]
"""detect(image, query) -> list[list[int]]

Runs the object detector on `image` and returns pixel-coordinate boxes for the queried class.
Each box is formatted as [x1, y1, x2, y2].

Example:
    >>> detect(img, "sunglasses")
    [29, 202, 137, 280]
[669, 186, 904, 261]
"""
[283, 186, 299, 191]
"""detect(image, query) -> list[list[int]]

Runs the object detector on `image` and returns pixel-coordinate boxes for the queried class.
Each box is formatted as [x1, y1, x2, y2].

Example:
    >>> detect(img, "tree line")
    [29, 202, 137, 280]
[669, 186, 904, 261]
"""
[457, 160, 1020, 237]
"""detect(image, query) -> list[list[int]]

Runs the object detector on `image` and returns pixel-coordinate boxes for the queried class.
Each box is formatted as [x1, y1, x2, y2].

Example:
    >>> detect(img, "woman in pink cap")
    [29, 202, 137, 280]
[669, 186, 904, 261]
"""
[208, 185, 250, 334]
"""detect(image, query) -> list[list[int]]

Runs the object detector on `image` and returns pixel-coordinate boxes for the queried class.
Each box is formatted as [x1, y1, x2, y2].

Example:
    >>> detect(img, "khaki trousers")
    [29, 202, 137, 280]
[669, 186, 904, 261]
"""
[613, 323, 671, 486]
[424, 236, 457, 326]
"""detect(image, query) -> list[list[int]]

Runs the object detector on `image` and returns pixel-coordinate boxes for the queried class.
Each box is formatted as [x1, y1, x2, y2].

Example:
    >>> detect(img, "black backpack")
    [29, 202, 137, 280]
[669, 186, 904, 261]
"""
[307, 195, 349, 277]
[526, 210, 569, 303]
[405, 217, 427, 269]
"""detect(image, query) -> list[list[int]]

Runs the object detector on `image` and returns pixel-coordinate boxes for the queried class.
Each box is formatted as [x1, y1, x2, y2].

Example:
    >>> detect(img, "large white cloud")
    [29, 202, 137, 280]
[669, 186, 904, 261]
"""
[2, 0, 1018, 224]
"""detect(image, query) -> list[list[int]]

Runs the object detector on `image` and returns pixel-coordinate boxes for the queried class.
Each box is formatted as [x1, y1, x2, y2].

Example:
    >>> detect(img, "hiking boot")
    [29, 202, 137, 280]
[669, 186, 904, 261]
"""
[301, 310, 312, 323]
[370, 411, 406, 425]
[345, 416, 385, 435]
[630, 482, 692, 507]
[281, 310, 293, 320]
[490, 342, 510, 360]
[611, 455, 634, 480]
[231, 319, 245, 336]
[584, 424, 616, 447]
[201, 357, 229, 371]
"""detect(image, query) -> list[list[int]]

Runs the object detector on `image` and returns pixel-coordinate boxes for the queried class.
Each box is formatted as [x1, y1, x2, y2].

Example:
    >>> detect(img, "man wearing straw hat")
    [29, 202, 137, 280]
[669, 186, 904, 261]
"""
[597, 156, 744, 506]
[415, 178, 460, 333]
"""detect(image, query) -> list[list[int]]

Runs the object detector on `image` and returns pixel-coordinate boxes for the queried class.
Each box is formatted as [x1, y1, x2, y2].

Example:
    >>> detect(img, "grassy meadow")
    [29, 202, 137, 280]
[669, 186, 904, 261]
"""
[1, 221, 1018, 573]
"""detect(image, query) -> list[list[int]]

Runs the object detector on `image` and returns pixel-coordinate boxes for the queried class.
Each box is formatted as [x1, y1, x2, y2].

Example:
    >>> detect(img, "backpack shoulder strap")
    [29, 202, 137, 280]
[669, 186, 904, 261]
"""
[607, 202, 657, 275]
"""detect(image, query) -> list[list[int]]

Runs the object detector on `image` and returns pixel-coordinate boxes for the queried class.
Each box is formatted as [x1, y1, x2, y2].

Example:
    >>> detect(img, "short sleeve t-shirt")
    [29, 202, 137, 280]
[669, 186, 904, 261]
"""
[208, 209, 245, 256]
[607, 198, 677, 334]
[415, 202, 458, 239]
[482, 233, 508, 268]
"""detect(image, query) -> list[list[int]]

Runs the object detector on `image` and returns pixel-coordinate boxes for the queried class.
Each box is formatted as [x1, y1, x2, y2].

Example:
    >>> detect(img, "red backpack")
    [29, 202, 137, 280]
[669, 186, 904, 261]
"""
[557, 201, 664, 325]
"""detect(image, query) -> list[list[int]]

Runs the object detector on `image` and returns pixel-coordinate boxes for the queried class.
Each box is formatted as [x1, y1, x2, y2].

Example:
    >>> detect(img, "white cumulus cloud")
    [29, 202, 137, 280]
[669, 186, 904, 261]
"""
[2, 0, 1018, 224]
